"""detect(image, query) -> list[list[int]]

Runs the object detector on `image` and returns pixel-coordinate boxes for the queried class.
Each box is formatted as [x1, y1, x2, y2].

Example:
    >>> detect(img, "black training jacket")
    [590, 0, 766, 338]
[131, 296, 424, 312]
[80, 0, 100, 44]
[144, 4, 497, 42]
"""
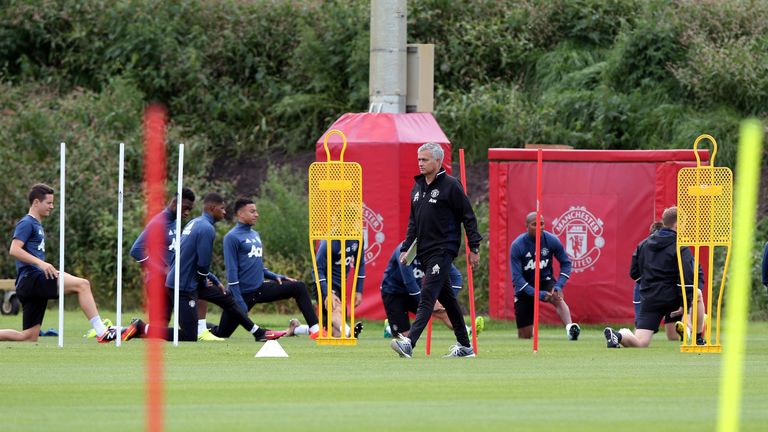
[630, 227, 694, 307]
[402, 168, 482, 259]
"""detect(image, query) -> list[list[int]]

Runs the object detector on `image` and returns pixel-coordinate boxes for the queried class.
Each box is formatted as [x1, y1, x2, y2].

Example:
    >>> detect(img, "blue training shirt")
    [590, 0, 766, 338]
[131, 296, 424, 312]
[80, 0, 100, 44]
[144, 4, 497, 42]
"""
[762, 242, 768, 286]
[315, 239, 366, 297]
[130, 209, 178, 267]
[13, 215, 46, 279]
[223, 223, 284, 312]
[380, 241, 462, 297]
[509, 230, 572, 299]
[165, 212, 218, 292]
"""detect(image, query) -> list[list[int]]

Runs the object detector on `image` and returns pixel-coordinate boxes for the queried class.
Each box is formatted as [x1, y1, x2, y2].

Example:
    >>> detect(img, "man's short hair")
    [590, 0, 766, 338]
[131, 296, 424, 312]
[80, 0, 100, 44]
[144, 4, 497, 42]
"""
[418, 142, 444, 161]
[181, 188, 195, 203]
[203, 192, 224, 205]
[234, 197, 254, 214]
[526, 211, 543, 225]
[662, 207, 677, 228]
[649, 221, 663, 234]
[28, 183, 54, 205]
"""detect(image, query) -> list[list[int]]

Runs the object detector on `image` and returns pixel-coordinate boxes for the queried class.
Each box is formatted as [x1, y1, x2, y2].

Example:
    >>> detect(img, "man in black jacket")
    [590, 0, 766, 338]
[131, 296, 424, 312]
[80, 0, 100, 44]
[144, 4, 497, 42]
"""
[391, 142, 482, 358]
[605, 207, 694, 348]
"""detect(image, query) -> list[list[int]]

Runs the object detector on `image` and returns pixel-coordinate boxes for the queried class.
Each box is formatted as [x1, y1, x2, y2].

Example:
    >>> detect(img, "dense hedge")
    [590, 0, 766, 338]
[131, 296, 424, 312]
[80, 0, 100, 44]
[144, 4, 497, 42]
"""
[1, 0, 766, 314]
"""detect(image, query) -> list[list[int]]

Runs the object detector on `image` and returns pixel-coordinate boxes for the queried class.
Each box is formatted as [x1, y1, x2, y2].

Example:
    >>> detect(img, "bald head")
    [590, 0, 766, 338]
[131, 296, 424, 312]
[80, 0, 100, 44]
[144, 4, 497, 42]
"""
[525, 211, 544, 237]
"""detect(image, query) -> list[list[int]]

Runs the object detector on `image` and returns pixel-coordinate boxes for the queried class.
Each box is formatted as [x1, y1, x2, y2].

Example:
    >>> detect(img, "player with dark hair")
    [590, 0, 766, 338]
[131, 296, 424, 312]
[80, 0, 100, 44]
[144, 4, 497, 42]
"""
[127, 188, 221, 341]
[211, 198, 319, 338]
[381, 241, 482, 338]
[509, 212, 580, 340]
[605, 206, 696, 348]
[315, 238, 365, 338]
[0, 184, 117, 342]
[123, 193, 284, 342]
[390, 142, 482, 358]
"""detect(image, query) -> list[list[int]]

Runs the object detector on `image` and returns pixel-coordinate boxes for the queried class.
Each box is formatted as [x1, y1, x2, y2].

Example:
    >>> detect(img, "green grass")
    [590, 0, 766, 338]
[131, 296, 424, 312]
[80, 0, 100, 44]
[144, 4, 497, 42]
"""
[1, 311, 767, 431]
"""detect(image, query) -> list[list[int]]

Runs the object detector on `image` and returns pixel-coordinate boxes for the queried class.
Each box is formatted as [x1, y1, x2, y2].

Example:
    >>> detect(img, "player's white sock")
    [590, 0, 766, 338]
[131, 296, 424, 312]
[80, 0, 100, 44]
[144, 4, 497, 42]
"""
[344, 323, 351, 337]
[294, 325, 310, 335]
[90, 315, 107, 337]
[197, 319, 207, 335]
[249, 325, 260, 334]
[565, 323, 573, 335]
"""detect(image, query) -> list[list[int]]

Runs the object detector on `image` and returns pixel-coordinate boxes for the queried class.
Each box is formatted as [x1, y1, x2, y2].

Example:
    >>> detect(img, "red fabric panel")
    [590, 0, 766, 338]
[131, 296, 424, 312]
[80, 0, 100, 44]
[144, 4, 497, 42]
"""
[315, 113, 451, 319]
[488, 149, 709, 163]
[488, 161, 508, 319]
[496, 161, 656, 324]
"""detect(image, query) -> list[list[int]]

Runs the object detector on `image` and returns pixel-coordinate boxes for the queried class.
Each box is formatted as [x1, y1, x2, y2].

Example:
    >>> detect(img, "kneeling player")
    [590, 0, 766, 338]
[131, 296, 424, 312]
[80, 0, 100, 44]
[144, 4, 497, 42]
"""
[509, 212, 580, 340]
[381, 241, 482, 338]
[315, 239, 365, 338]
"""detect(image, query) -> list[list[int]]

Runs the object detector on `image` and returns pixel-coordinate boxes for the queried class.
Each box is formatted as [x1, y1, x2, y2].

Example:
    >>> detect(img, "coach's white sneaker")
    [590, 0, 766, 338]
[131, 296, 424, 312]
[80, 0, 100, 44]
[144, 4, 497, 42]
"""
[443, 343, 475, 358]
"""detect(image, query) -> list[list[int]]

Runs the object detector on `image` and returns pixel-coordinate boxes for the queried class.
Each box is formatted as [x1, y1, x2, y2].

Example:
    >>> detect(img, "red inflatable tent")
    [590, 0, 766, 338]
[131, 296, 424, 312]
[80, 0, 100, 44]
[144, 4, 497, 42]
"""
[316, 113, 451, 319]
[488, 148, 709, 324]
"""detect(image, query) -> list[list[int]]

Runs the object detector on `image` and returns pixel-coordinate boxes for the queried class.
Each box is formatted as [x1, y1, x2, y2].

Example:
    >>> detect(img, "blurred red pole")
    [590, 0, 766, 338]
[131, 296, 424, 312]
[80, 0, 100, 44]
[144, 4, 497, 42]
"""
[425, 318, 432, 356]
[533, 149, 542, 353]
[144, 104, 167, 432]
[459, 149, 479, 354]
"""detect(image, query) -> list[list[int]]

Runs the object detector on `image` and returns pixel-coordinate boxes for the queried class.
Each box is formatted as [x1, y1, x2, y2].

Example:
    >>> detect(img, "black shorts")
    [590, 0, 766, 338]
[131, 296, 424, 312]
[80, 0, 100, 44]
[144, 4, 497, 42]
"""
[514, 279, 555, 329]
[636, 299, 682, 332]
[381, 292, 420, 336]
[16, 272, 59, 330]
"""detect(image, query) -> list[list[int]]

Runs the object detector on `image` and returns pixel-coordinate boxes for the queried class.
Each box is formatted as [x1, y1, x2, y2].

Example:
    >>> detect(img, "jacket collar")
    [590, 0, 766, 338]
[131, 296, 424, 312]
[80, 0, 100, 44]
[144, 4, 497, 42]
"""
[414, 167, 447, 185]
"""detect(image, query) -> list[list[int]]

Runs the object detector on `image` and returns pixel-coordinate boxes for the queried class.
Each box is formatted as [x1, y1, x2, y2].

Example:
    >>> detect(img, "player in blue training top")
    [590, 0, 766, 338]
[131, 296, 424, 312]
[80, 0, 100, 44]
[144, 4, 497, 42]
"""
[123, 193, 284, 343]
[380, 241, 483, 338]
[128, 188, 222, 341]
[315, 238, 366, 338]
[510, 211, 580, 340]
[762, 242, 768, 294]
[0, 183, 117, 342]
[210, 198, 319, 339]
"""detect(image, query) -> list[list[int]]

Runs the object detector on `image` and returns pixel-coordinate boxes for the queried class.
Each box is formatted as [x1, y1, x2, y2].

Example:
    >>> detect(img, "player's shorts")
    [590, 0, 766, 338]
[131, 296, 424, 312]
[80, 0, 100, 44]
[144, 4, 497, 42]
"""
[514, 279, 555, 329]
[15, 272, 59, 330]
[381, 292, 420, 336]
[636, 299, 682, 332]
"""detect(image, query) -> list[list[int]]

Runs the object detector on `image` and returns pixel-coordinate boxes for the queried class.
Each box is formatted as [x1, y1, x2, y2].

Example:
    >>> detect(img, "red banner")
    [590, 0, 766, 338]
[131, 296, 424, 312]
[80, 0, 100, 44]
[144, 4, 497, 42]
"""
[489, 150, 708, 324]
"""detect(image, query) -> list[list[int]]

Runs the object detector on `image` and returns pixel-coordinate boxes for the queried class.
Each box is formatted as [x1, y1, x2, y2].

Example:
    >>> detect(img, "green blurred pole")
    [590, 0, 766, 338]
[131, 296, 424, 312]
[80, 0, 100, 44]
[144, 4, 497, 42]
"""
[717, 119, 764, 432]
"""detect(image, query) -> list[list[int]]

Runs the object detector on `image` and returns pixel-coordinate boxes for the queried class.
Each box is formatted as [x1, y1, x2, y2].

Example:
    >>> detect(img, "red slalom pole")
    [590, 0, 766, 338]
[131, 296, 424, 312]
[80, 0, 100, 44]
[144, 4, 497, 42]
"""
[143, 104, 167, 432]
[425, 318, 432, 356]
[459, 149, 479, 354]
[533, 148, 543, 353]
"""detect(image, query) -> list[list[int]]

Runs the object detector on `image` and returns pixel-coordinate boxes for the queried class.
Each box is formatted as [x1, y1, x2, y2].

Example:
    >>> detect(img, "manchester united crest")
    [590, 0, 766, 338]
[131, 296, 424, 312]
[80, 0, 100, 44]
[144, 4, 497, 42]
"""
[552, 206, 605, 272]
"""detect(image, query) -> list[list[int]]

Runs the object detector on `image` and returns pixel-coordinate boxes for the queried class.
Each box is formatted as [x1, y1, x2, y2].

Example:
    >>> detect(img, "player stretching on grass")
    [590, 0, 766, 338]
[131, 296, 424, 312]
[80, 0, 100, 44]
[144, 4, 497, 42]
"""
[210, 198, 319, 338]
[605, 207, 696, 348]
[123, 193, 284, 342]
[0, 184, 117, 342]
[381, 241, 483, 338]
[126, 188, 221, 341]
[391, 142, 482, 358]
[510, 212, 580, 340]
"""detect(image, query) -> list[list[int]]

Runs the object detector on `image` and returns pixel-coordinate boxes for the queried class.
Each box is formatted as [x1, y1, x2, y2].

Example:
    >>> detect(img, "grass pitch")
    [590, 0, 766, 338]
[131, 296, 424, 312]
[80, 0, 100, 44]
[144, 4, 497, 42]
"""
[1, 311, 767, 431]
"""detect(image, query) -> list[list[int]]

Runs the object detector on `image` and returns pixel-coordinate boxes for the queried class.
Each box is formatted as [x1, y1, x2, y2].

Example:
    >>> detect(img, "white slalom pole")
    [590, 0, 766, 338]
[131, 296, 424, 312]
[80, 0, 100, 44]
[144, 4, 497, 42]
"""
[173, 144, 184, 346]
[115, 143, 125, 346]
[58, 142, 65, 348]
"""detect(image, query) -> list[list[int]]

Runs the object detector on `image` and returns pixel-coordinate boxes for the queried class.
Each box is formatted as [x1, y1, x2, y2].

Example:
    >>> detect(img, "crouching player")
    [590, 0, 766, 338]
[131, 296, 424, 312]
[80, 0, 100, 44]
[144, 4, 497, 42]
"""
[381, 241, 483, 338]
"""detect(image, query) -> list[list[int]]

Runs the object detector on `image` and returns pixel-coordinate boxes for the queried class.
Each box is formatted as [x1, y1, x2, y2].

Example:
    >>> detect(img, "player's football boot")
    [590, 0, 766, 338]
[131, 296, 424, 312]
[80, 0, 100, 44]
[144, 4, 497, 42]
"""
[675, 321, 685, 342]
[254, 328, 286, 342]
[383, 319, 392, 338]
[197, 329, 224, 342]
[97, 326, 119, 343]
[474, 316, 485, 336]
[604, 327, 621, 348]
[354, 321, 364, 338]
[83, 318, 113, 338]
[568, 323, 581, 341]
[443, 343, 475, 358]
[390, 334, 412, 358]
[121, 318, 145, 341]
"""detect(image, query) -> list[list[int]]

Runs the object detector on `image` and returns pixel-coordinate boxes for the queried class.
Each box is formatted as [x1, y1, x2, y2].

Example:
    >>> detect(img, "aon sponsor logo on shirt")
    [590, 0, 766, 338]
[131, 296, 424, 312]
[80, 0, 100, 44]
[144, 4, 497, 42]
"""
[524, 258, 549, 271]
[248, 246, 263, 258]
